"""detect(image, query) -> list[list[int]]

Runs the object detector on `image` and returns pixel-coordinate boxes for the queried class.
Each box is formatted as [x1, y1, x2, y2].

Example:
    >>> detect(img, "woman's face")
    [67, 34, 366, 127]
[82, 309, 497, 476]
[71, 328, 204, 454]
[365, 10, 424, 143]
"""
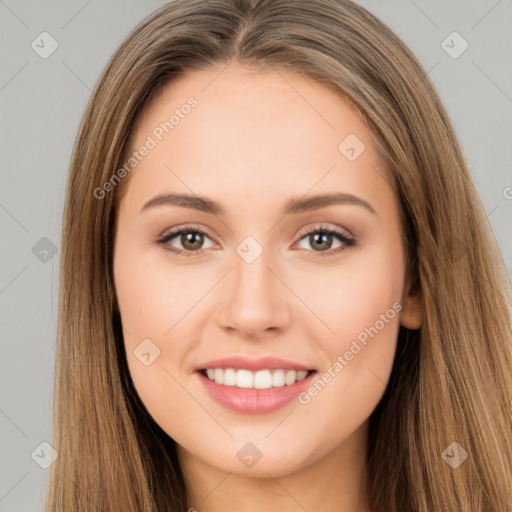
[113, 63, 422, 478]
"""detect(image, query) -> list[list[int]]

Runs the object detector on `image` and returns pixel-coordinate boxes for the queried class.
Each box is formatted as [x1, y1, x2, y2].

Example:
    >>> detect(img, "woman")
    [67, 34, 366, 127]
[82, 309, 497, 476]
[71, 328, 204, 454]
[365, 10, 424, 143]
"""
[46, 0, 512, 510]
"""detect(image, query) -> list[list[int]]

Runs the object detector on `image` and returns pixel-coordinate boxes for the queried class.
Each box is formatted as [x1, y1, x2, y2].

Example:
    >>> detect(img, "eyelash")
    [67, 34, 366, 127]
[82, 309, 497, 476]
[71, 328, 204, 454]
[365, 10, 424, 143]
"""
[154, 223, 356, 258]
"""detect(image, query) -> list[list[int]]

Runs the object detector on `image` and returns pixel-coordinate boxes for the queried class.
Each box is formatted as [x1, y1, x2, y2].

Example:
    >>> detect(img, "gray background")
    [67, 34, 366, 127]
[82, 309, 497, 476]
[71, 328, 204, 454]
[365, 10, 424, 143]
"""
[1, 1, 511, 510]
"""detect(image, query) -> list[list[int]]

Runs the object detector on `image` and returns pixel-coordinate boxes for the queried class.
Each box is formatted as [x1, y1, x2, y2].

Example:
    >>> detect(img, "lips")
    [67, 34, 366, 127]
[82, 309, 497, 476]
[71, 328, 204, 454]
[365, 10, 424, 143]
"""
[194, 355, 317, 414]
[195, 355, 315, 372]
[196, 369, 317, 414]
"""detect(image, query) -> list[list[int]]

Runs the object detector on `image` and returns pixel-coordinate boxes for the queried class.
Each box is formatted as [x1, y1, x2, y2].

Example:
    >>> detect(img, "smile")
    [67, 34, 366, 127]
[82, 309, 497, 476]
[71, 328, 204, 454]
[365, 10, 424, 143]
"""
[196, 368, 317, 414]
[200, 368, 312, 389]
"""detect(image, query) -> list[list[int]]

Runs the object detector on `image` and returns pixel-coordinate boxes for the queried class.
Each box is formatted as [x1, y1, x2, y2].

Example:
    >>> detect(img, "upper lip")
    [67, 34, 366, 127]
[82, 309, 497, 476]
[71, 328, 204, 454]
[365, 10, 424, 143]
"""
[195, 356, 315, 372]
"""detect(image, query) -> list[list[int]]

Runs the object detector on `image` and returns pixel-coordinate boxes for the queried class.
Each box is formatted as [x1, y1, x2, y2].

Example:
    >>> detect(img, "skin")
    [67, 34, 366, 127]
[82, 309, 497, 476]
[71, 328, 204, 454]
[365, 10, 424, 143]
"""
[113, 62, 423, 512]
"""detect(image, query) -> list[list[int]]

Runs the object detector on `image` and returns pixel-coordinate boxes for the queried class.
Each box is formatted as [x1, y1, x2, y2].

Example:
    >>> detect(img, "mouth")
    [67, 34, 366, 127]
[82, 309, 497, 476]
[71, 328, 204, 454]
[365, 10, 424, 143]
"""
[195, 366, 318, 414]
[197, 368, 317, 389]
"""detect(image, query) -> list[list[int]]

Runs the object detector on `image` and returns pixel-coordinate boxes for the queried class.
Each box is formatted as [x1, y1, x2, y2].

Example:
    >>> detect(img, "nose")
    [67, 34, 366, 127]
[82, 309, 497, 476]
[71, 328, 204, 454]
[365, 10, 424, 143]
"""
[215, 244, 292, 339]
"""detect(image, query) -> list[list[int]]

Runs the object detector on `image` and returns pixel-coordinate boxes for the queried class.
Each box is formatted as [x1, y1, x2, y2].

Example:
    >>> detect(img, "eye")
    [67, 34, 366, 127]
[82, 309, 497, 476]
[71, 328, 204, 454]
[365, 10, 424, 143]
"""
[155, 224, 216, 257]
[294, 224, 356, 257]
[154, 223, 356, 257]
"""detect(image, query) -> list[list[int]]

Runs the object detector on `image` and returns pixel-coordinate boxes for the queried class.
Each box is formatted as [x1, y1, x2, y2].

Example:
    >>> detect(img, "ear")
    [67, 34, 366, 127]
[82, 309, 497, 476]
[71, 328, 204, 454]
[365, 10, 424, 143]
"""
[400, 275, 423, 329]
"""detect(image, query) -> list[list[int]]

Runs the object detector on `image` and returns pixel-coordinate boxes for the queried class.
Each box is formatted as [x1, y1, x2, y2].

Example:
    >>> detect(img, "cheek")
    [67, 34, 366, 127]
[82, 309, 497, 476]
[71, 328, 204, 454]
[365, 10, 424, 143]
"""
[114, 261, 195, 433]
[295, 245, 404, 347]
[114, 235, 206, 339]
[291, 243, 404, 406]
[113, 236, 183, 405]
[113, 235, 223, 429]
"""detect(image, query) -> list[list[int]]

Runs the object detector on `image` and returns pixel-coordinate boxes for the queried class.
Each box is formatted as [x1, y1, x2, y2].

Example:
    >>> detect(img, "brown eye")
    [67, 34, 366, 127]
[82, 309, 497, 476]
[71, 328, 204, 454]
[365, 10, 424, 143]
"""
[308, 232, 335, 251]
[296, 226, 356, 256]
[156, 224, 356, 257]
[156, 226, 215, 256]
[180, 232, 204, 251]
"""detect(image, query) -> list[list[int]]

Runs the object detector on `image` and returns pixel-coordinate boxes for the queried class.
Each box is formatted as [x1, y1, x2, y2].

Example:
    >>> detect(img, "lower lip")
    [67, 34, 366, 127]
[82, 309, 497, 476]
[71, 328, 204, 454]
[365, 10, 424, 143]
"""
[196, 370, 316, 414]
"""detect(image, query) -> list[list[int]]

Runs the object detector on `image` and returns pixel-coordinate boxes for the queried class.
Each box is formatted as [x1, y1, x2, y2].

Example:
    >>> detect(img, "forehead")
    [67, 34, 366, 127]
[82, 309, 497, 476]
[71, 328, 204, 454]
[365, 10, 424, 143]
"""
[119, 63, 390, 214]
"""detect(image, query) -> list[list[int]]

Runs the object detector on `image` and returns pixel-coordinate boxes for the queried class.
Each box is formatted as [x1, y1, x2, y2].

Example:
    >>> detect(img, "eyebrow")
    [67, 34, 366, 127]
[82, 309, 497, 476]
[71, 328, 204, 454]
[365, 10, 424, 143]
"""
[140, 192, 377, 216]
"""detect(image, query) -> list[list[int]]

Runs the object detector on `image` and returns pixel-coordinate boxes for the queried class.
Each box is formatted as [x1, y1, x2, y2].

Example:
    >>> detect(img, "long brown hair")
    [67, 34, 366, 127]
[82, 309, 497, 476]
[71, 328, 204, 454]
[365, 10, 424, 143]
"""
[46, 0, 512, 510]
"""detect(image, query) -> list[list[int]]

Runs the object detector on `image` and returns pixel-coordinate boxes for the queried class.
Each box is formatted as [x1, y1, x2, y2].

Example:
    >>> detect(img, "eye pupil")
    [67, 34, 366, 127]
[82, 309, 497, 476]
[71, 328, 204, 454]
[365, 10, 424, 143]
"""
[310, 232, 332, 251]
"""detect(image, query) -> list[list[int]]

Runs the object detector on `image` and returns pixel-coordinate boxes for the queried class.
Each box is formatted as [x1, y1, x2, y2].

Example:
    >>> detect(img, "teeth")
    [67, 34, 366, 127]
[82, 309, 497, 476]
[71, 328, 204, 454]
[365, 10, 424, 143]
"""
[214, 368, 224, 385]
[202, 368, 310, 389]
[223, 368, 237, 386]
[237, 369, 254, 388]
[272, 369, 286, 388]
